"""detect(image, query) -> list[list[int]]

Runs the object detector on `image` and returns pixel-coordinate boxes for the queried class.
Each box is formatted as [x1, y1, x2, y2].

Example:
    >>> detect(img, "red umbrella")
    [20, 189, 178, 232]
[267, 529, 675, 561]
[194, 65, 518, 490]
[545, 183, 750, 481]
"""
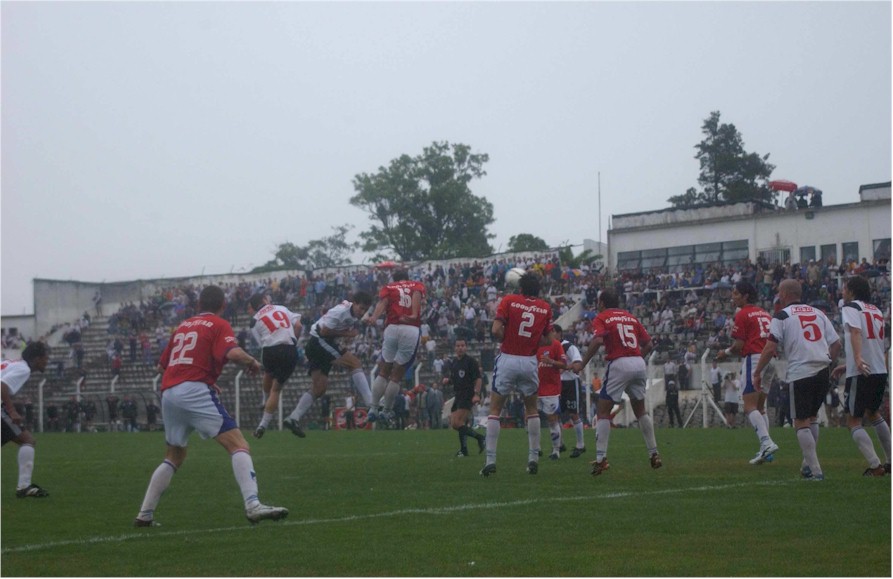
[375, 260, 399, 269]
[769, 179, 798, 193]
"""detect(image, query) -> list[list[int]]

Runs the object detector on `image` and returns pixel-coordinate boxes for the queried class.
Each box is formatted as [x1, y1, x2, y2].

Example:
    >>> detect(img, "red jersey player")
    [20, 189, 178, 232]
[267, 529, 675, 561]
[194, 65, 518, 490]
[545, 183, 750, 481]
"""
[481, 271, 553, 477]
[715, 281, 779, 464]
[134, 285, 288, 527]
[580, 289, 661, 476]
[364, 269, 427, 423]
[537, 324, 569, 461]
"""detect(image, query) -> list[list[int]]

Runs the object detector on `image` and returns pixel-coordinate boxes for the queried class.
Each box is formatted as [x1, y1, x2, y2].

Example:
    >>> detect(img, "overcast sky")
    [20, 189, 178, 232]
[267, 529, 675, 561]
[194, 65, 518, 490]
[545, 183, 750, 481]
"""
[2, 1, 890, 315]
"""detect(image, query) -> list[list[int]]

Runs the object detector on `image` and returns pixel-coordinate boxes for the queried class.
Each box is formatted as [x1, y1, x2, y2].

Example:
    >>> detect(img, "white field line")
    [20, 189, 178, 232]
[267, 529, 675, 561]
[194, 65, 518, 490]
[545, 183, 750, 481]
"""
[2, 480, 790, 554]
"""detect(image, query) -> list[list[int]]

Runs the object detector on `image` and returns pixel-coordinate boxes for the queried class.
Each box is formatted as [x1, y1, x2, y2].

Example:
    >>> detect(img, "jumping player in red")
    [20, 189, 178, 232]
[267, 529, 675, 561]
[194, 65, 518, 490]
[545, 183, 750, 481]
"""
[537, 324, 568, 461]
[715, 281, 780, 464]
[365, 269, 426, 424]
[134, 285, 288, 526]
[481, 272, 552, 477]
[581, 289, 661, 476]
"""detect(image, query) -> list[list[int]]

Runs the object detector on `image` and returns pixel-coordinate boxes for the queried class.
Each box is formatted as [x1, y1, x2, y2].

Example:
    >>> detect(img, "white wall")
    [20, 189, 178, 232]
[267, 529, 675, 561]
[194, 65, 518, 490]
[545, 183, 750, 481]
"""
[608, 199, 891, 269]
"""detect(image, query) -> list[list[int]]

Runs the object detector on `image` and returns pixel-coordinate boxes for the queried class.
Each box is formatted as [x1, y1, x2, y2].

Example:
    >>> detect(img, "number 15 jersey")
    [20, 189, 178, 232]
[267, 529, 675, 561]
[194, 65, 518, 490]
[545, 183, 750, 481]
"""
[160, 313, 238, 391]
[496, 294, 552, 356]
[593, 308, 650, 360]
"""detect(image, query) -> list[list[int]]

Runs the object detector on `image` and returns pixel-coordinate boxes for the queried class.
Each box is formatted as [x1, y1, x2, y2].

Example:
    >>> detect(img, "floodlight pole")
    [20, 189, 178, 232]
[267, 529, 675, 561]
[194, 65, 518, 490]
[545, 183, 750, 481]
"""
[683, 351, 728, 428]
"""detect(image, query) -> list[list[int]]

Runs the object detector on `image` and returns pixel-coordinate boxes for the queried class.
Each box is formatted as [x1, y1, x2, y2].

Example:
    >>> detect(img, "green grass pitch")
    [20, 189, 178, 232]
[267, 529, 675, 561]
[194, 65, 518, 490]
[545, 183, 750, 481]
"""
[2, 426, 890, 576]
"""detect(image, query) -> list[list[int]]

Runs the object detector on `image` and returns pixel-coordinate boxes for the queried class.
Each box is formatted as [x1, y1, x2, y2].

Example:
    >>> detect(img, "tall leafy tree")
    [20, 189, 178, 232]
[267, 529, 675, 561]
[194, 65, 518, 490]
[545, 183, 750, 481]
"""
[350, 141, 495, 260]
[668, 111, 775, 208]
[507, 233, 549, 252]
[254, 225, 358, 272]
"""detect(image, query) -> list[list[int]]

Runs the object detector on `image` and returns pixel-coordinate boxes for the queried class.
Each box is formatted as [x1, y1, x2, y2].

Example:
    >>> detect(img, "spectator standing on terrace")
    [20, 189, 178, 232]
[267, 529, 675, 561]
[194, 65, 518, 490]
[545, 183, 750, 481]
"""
[134, 285, 287, 527]
[365, 270, 427, 424]
[723, 373, 740, 427]
[246, 293, 302, 439]
[710, 361, 723, 403]
[753, 279, 840, 481]
[284, 292, 373, 437]
[663, 358, 677, 389]
[665, 378, 682, 428]
[581, 289, 661, 476]
[121, 396, 138, 432]
[716, 280, 779, 464]
[830, 275, 891, 476]
[1, 342, 51, 498]
[481, 272, 552, 477]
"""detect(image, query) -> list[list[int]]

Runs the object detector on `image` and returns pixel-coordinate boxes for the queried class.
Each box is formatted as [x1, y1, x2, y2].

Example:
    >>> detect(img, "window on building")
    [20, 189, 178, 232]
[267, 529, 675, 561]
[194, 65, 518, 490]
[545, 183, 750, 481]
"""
[759, 248, 790, 267]
[617, 251, 641, 271]
[873, 238, 891, 261]
[820, 244, 837, 264]
[800, 246, 817, 264]
[666, 245, 694, 270]
[841, 242, 859, 264]
[694, 242, 722, 265]
[722, 240, 749, 263]
[640, 248, 667, 270]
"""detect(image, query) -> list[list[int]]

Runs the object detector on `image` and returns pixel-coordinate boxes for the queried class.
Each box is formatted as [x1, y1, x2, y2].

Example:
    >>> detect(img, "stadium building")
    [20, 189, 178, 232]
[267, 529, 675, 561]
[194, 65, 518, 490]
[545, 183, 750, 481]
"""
[607, 181, 891, 274]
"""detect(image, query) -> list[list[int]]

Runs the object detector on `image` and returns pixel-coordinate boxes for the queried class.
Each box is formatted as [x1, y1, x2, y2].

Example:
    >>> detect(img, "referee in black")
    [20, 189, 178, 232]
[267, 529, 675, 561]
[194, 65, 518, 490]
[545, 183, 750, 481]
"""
[444, 339, 485, 457]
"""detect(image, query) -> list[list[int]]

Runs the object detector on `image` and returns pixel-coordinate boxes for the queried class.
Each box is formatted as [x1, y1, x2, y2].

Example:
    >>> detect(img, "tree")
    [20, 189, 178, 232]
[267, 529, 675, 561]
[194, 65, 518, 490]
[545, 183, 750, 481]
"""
[557, 246, 601, 269]
[254, 225, 358, 272]
[668, 111, 775, 208]
[507, 233, 549, 253]
[349, 141, 495, 261]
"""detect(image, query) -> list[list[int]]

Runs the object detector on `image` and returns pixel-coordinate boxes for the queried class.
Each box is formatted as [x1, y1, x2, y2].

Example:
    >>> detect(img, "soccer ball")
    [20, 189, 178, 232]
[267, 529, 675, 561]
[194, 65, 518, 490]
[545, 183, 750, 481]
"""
[504, 267, 526, 289]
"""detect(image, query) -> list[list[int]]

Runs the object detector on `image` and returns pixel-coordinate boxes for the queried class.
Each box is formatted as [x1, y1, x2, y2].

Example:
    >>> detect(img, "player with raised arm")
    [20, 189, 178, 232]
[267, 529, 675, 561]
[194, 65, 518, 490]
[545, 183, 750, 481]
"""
[1, 342, 51, 498]
[538, 324, 569, 461]
[364, 269, 426, 425]
[134, 285, 287, 526]
[753, 279, 840, 481]
[481, 272, 553, 477]
[831, 275, 891, 476]
[715, 281, 780, 464]
[558, 332, 586, 457]
[248, 293, 302, 439]
[580, 289, 661, 476]
[283, 291, 373, 437]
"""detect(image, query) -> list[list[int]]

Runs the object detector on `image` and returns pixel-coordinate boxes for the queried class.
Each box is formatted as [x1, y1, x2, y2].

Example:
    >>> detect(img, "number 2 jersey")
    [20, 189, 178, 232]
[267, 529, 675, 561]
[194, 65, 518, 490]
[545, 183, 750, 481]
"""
[250, 304, 301, 348]
[769, 303, 839, 382]
[495, 293, 552, 356]
[379, 280, 427, 327]
[592, 308, 650, 360]
[159, 313, 239, 391]
[841, 300, 887, 377]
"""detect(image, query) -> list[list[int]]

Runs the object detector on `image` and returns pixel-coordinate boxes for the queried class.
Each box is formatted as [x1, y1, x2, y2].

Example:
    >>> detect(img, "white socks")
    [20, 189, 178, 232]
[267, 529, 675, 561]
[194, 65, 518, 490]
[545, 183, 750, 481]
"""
[595, 418, 611, 462]
[290, 392, 314, 422]
[851, 426, 881, 469]
[549, 420, 562, 452]
[231, 449, 260, 509]
[573, 419, 585, 449]
[485, 415, 500, 465]
[797, 427, 822, 476]
[872, 417, 891, 463]
[17, 444, 35, 489]
[383, 381, 401, 410]
[259, 412, 274, 429]
[351, 370, 373, 406]
[638, 414, 658, 456]
[527, 415, 541, 462]
[137, 459, 176, 521]
[371, 375, 388, 409]
[748, 410, 773, 446]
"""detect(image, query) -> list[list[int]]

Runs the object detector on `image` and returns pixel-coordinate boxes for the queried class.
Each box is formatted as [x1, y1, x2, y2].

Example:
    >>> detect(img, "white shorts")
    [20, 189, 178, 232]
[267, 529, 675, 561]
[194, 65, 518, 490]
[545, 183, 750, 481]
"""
[537, 395, 560, 415]
[161, 381, 238, 447]
[492, 352, 539, 398]
[740, 353, 776, 396]
[601, 356, 647, 403]
[381, 324, 421, 366]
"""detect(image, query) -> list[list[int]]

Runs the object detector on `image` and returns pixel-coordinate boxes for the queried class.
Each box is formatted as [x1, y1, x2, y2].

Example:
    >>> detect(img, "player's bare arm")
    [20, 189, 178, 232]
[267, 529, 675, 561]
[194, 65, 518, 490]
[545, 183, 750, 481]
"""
[227, 347, 261, 374]
[580, 336, 604, 368]
[752, 339, 778, 388]
[320, 325, 358, 339]
[491, 319, 505, 342]
[640, 337, 653, 358]
[716, 339, 744, 360]
[363, 298, 388, 325]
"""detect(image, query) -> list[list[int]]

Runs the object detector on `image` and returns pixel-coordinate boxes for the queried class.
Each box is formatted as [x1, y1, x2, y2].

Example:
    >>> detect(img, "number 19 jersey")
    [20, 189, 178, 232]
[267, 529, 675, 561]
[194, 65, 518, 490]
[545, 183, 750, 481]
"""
[160, 313, 238, 391]
[496, 294, 552, 356]
[593, 308, 650, 360]
[250, 304, 301, 348]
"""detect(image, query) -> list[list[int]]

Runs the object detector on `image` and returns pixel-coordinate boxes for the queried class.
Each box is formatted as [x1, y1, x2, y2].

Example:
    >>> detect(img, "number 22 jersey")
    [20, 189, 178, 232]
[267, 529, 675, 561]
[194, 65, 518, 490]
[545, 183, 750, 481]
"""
[160, 313, 239, 391]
